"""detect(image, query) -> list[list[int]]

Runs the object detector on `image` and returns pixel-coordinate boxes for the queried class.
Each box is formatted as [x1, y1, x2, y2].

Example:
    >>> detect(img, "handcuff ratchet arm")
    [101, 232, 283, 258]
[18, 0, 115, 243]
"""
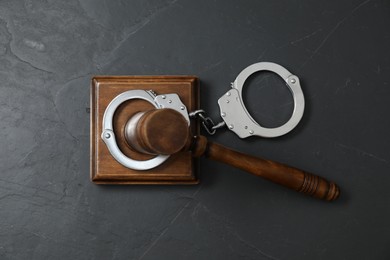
[218, 62, 305, 138]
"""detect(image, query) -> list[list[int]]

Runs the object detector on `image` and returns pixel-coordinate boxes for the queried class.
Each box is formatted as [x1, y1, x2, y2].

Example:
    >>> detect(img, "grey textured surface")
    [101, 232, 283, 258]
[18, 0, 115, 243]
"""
[1, 0, 389, 259]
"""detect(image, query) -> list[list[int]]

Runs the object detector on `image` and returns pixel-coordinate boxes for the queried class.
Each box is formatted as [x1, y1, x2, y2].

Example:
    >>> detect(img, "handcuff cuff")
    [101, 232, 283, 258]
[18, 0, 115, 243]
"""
[101, 62, 305, 170]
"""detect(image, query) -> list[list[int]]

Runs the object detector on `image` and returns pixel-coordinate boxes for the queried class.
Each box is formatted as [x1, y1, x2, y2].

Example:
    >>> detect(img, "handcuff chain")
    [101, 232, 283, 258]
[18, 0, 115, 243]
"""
[189, 109, 225, 135]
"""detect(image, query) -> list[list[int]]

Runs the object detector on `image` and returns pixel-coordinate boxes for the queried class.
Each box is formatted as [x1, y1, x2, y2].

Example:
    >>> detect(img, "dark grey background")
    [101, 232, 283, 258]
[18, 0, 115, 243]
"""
[1, 0, 389, 259]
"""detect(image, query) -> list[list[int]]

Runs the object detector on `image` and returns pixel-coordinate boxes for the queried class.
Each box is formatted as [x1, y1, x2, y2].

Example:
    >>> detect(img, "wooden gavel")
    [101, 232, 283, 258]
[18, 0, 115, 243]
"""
[124, 108, 340, 201]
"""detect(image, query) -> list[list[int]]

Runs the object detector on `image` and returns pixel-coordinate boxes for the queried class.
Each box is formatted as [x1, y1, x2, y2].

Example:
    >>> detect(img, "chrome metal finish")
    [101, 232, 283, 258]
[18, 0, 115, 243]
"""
[212, 121, 226, 130]
[102, 63, 304, 170]
[189, 109, 224, 135]
[101, 90, 189, 170]
[155, 94, 190, 125]
[218, 62, 305, 138]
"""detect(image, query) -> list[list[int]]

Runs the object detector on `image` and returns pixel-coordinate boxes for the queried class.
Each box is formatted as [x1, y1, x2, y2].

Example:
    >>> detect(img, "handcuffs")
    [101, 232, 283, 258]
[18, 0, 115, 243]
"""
[102, 62, 305, 170]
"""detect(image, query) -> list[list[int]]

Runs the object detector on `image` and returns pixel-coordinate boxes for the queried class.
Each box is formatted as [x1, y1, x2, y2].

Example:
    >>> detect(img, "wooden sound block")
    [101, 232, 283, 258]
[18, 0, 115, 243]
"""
[90, 76, 200, 184]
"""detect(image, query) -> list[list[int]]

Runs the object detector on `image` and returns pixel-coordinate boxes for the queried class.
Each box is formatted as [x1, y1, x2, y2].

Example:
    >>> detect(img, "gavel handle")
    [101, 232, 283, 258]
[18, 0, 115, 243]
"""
[191, 136, 340, 201]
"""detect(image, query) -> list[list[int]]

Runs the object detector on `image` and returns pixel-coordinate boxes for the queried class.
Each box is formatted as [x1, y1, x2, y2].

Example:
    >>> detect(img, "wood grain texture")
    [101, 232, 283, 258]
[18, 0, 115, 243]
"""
[190, 136, 340, 201]
[90, 76, 200, 184]
[127, 109, 189, 155]
[92, 78, 339, 199]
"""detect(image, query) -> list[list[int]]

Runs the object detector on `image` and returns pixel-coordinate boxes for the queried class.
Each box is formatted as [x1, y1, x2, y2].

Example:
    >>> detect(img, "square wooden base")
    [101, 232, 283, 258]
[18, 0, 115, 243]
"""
[90, 76, 200, 184]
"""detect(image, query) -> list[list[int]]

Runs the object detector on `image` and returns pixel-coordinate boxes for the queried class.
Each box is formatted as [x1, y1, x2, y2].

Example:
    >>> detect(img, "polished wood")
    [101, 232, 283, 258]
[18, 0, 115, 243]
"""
[190, 136, 339, 201]
[126, 109, 189, 155]
[128, 107, 340, 201]
[90, 76, 200, 184]
[92, 79, 340, 201]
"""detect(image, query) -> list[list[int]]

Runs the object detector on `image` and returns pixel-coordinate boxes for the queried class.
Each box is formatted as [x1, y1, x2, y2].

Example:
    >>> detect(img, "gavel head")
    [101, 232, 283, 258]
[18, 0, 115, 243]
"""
[124, 108, 190, 155]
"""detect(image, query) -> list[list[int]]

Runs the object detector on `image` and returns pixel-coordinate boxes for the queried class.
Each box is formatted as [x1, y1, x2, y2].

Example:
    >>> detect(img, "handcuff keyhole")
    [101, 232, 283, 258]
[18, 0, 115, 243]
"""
[242, 71, 294, 128]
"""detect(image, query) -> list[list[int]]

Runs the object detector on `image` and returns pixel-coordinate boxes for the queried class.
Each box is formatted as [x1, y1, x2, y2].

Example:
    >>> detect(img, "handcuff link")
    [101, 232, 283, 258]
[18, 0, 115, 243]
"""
[101, 62, 305, 170]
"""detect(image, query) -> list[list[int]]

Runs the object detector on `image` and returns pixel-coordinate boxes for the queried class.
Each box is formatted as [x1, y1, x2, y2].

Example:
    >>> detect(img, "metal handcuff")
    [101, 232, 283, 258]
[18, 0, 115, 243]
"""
[102, 62, 305, 170]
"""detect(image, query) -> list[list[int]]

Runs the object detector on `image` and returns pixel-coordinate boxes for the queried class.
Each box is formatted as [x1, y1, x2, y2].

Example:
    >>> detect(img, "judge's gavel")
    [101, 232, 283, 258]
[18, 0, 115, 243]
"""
[124, 108, 340, 201]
